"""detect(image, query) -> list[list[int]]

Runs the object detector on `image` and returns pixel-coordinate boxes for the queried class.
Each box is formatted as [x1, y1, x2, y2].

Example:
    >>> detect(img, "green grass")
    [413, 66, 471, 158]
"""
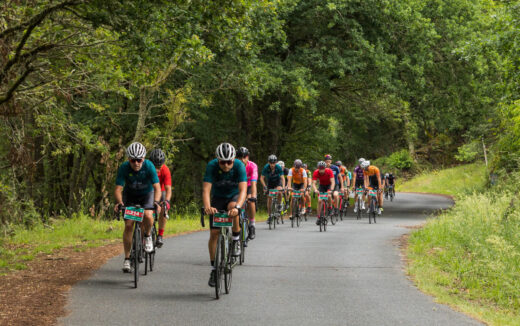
[397, 163, 487, 197]
[0, 211, 266, 273]
[403, 164, 520, 325]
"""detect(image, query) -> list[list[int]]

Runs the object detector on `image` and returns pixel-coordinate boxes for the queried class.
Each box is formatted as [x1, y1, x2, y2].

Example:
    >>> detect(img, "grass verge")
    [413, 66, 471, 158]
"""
[402, 164, 520, 325]
[0, 210, 267, 273]
[396, 163, 487, 197]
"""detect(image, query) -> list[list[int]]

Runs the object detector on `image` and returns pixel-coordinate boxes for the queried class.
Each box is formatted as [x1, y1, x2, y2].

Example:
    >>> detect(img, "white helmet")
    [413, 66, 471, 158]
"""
[385, 173, 389, 177]
[361, 160, 370, 169]
[126, 142, 146, 159]
[278, 161, 285, 168]
[215, 143, 236, 161]
[358, 158, 365, 164]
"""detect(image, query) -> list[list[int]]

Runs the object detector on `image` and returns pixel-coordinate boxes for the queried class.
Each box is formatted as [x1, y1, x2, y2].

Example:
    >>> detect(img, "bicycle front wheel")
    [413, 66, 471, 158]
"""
[132, 225, 141, 288]
[214, 234, 223, 299]
[224, 238, 232, 294]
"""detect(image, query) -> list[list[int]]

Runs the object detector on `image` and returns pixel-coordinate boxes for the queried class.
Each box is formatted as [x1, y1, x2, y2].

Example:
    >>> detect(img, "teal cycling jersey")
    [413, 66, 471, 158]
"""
[261, 164, 283, 184]
[203, 159, 247, 199]
[116, 159, 160, 196]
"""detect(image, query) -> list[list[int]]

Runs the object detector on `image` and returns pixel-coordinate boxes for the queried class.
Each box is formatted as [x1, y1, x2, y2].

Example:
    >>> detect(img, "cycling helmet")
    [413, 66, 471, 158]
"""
[268, 154, 277, 163]
[389, 173, 393, 176]
[294, 159, 302, 168]
[215, 143, 236, 161]
[126, 142, 146, 159]
[236, 147, 249, 159]
[385, 173, 389, 177]
[361, 160, 370, 169]
[302, 163, 308, 169]
[317, 161, 327, 168]
[278, 161, 285, 168]
[335, 160, 342, 166]
[149, 148, 166, 167]
[324, 154, 332, 160]
[358, 158, 365, 164]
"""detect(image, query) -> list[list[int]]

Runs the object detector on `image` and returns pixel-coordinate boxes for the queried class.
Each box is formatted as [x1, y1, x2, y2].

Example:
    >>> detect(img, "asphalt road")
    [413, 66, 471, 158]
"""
[60, 193, 482, 326]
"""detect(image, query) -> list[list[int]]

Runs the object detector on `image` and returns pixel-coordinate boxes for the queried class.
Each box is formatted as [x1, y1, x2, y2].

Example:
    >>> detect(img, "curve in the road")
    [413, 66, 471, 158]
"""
[60, 193, 482, 326]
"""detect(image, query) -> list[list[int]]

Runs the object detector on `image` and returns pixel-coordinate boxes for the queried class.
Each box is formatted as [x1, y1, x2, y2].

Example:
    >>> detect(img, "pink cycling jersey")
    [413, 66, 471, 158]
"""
[245, 161, 258, 187]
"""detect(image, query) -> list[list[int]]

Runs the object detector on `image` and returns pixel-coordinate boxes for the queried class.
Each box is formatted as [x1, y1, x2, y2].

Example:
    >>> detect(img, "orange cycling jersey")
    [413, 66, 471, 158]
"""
[288, 167, 308, 184]
[339, 166, 346, 176]
[363, 165, 380, 178]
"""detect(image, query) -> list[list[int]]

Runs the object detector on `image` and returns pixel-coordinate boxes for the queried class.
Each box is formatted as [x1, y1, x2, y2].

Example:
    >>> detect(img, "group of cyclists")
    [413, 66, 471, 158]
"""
[114, 141, 396, 287]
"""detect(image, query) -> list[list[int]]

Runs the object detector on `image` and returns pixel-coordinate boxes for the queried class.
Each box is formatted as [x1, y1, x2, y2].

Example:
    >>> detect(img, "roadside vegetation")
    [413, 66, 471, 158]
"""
[401, 164, 520, 325]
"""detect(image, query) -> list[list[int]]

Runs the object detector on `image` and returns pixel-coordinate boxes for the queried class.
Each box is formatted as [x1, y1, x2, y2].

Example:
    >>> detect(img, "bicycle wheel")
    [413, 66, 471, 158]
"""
[369, 199, 374, 224]
[224, 238, 232, 294]
[330, 205, 336, 225]
[132, 224, 141, 288]
[239, 219, 246, 265]
[214, 234, 223, 299]
[291, 200, 297, 228]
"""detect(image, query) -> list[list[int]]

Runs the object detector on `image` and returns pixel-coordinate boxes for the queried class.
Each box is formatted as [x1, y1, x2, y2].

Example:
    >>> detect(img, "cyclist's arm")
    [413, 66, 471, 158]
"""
[165, 185, 172, 202]
[114, 185, 123, 205]
[303, 177, 308, 189]
[280, 175, 285, 189]
[338, 173, 344, 190]
[287, 176, 293, 189]
[237, 182, 247, 208]
[202, 182, 212, 210]
[364, 174, 369, 189]
[312, 179, 318, 193]
[260, 175, 266, 189]
[377, 174, 382, 189]
[153, 182, 162, 202]
[251, 181, 257, 198]
[330, 178, 335, 191]
[351, 174, 356, 188]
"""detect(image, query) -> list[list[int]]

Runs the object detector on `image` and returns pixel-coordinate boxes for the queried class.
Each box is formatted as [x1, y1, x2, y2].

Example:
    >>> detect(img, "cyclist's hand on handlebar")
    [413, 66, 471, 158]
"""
[114, 203, 123, 213]
[228, 207, 239, 217]
[205, 207, 218, 215]
[162, 200, 171, 211]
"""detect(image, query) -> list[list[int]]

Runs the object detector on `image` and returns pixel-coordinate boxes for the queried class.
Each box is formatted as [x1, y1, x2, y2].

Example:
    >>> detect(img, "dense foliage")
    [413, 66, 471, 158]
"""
[0, 0, 516, 226]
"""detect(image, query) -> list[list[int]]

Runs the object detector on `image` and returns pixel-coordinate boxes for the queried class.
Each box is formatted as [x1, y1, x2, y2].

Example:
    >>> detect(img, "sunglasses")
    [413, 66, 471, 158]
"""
[130, 158, 143, 163]
[219, 160, 233, 166]
[319, 167, 326, 170]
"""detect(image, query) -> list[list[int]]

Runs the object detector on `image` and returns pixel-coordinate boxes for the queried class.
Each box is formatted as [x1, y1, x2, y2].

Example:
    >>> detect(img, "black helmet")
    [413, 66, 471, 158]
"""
[268, 154, 277, 163]
[149, 149, 166, 167]
[237, 147, 249, 159]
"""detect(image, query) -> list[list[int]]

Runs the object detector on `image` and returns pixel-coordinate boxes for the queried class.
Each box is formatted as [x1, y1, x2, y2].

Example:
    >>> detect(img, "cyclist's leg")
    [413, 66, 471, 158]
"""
[226, 196, 241, 234]
[208, 196, 227, 264]
[123, 219, 134, 259]
[158, 191, 167, 238]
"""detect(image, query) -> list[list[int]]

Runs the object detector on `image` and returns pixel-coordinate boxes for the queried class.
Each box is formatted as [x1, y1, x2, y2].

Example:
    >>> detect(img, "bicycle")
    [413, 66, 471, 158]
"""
[317, 192, 329, 232]
[290, 189, 304, 228]
[388, 184, 395, 201]
[355, 187, 364, 220]
[201, 209, 237, 299]
[239, 200, 250, 265]
[116, 205, 145, 289]
[367, 188, 378, 224]
[267, 189, 280, 229]
[144, 204, 162, 275]
[279, 190, 288, 224]
[338, 192, 348, 220]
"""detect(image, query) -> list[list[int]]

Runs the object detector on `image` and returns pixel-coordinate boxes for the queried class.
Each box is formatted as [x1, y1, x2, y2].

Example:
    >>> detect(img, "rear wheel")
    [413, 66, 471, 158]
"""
[330, 205, 336, 225]
[369, 199, 375, 224]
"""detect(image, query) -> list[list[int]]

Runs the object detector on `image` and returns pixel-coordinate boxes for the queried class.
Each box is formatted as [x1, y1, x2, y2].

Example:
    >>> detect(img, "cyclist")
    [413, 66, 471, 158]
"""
[149, 148, 171, 248]
[203, 143, 247, 287]
[324, 154, 344, 215]
[383, 173, 389, 198]
[114, 142, 162, 273]
[278, 160, 290, 201]
[352, 158, 366, 213]
[362, 160, 384, 215]
[260, 155, 285, 219]
[312, 161, 335, 225]
[287, 159, 308, 220]
[336, 160, 350, 198]
[236, 147, 257, 241]
[387, 172, 396, 196]
[303, 163, 312, 213]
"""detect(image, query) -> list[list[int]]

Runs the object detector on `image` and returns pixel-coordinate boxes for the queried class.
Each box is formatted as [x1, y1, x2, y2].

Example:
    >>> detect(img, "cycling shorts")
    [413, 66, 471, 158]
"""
[318, 184, 331, 193]
[267, 178, 281, 190]
[292, 183, 305, 190]
[210, 194, 239, 229]
[355, 179, 364, 189]
[123, 191, 155, 210]
[333, 183, 341, 192]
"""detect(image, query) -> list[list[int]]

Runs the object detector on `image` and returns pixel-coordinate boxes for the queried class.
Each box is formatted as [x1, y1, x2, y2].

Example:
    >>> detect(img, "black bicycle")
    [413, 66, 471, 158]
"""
[290, 189, 304, 228]
[239, 201, 250, 265]
[317, 192, 329, 232]
[201, 209, 237, 299]
[388, 184, 395, 201]
[117, 205, 145, 288]
[267, 189, 280, 230]
[367, 188, 378, 224]
[355, 187, 364, 220]
[144, 206, 159, 275]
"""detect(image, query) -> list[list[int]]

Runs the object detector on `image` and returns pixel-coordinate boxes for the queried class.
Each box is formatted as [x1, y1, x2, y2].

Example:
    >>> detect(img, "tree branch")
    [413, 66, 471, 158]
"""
[0, 64, 34, 106]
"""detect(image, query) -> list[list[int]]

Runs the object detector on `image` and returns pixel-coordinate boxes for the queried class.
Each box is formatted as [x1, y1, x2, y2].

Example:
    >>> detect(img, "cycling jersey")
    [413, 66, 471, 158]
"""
[354, 165, 364, 180]
[116, 159, 159, 196]
[363, 165, 381, 188]
[203, 159, 247, 199]
[261, 164, 284, 184]
[245, 161, 258, 187]
[288, 167, 308, 185]
[329, 164, 341, 186]
[313, 168, 334, 185]
[387, 176, 395, 185]
[157, 164, 172, 191]
[339, 166, 346, 177]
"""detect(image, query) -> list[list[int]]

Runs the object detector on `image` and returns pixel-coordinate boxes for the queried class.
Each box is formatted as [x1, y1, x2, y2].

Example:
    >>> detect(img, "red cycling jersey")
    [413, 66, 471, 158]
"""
[157, 164, 172, 191]
[312, 168, 334, 185]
